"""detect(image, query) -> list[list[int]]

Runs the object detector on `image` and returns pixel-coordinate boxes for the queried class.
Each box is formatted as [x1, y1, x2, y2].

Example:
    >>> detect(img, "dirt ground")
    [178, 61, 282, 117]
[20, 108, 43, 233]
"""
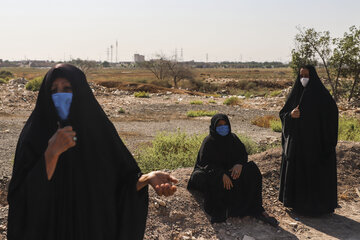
[0, 79, 359, 239]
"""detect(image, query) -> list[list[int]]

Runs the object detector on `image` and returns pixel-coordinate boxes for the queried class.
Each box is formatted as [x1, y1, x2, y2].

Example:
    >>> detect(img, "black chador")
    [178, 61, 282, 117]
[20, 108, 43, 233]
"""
[279, 65, 338, 215]
[187, 114, 264, 223]
[7, 64, 148, 240]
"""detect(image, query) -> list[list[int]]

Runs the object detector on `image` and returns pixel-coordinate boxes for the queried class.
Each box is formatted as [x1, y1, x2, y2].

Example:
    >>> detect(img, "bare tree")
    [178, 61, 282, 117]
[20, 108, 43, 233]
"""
[139, 54, 195, 88]
[138, 55, 169, 81]
[166, 60, 195, 88]
[69, 58, 97, 75]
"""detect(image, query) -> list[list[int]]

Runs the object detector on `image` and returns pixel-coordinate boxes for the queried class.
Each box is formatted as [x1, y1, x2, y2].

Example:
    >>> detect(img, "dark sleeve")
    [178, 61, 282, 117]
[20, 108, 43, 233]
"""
[232, 134, 248, 165]
[117, 171, 149, 240]
[279, 109, 293, 137]
[279, 108, 297, 161]
[197, 139, 226, 177]
[7, 143, 52, 240]
[321, 98, 338, 155]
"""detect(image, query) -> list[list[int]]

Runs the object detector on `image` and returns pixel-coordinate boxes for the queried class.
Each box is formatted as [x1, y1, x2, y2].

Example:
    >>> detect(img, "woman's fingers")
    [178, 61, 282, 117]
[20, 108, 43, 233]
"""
[155, 185, 163, 196]
[168, 175, 179, 184]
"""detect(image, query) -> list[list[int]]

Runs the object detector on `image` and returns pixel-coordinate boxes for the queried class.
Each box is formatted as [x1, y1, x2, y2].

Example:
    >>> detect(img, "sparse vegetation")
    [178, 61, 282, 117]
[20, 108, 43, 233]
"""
[269, 90, 282, 97]
[118, 108, 125, 114]
[136, 131, 263, 173]
[270, 119, 282, 132]
[134, 91, 150, 98]
[25, 77, 43, 91]
[338, 117, 360, 141]
[190, 100, 203, 105]
[187, 110, 217, 117]
[0, 70, 14, 81]
[251, 115, 279, 128]
[223, 96, 241, 106]
[208, 99, 216, 104]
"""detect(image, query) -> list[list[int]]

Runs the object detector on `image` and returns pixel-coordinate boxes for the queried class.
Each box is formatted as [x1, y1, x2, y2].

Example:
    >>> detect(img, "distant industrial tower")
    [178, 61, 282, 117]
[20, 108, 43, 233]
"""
[206, 53, 208, 62]
[175, 48, 178, 61]
[180, 48, 183, 62]
[110, 45, 113, 63]
[116, 40, 118, 63]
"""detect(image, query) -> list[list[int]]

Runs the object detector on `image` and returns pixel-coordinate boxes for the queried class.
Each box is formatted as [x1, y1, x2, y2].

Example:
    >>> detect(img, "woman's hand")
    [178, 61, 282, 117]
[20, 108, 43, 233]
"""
[230, 164, 243, 180]
[44, 126, 77, 180]
[223, 174, 233, 190]
[291, 105, 300, 118]
[137, 171, 178, 196]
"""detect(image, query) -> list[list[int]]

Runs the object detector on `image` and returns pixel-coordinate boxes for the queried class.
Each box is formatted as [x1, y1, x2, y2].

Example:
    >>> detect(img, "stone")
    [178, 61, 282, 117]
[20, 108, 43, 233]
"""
[242, 235, 255, 240]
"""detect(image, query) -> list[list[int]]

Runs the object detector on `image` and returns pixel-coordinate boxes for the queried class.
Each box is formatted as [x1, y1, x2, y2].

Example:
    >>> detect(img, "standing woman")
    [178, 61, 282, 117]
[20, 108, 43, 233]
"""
[279, 65, 338, 215]
[7, 64, 177, 240]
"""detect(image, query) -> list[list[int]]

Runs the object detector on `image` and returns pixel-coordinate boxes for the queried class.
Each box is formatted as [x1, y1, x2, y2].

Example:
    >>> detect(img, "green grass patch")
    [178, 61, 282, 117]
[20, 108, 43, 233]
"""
[187, 110, 218, 117]
[208, 99, 217, 104]
[190, 100, 203, 105]
[223, 96, 241, 106]
[338, 117, 360, 141]
[269, 90, 282, 97]
[134, 91, 150, 98]
[270, 119, 282, 132]
[118, 108, 125, 114]
[0, 70, 14, 80]
[25, 77, 43, 91]
[136, 131, 263, 173]
[0, 78, 8, 84]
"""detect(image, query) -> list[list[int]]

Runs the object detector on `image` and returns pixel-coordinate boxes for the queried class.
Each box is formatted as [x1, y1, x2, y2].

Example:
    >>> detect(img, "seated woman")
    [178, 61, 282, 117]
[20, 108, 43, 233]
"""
[187, 114, 277, 225]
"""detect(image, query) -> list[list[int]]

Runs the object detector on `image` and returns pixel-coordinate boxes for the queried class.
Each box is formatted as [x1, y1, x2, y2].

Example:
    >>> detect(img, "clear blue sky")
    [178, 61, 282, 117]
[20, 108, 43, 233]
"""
[1, 0, 359, 62]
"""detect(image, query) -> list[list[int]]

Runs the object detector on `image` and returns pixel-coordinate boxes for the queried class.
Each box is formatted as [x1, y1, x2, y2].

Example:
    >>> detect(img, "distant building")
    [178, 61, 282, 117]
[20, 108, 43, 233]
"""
[134, 54, 145, 63]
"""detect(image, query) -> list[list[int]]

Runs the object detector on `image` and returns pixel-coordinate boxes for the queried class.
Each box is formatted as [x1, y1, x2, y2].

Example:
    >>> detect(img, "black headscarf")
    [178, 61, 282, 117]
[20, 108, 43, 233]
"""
[194, 114, 248, 176]
[7, 64, 148, 240]
[279, 65, 338, 214]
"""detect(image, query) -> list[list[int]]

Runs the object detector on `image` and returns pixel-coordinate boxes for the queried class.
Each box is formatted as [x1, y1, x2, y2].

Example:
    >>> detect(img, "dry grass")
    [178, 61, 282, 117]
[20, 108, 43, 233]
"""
[251, 115, 279, 128]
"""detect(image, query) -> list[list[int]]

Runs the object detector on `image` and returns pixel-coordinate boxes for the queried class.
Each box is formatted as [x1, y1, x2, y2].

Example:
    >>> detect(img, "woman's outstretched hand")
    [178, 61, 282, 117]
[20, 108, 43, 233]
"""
[137, 171, 178, 196]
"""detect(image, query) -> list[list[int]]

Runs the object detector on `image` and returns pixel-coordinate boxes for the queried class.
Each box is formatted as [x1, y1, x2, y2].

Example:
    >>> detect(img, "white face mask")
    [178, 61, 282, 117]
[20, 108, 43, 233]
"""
[300, 77, 309, 87]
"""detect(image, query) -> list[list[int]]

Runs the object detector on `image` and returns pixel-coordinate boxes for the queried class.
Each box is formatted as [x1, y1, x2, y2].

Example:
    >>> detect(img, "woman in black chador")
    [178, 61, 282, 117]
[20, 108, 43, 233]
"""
[187, 114, 277, 225]
[7, 64, 177, 240]
[279, 65, 338, 215]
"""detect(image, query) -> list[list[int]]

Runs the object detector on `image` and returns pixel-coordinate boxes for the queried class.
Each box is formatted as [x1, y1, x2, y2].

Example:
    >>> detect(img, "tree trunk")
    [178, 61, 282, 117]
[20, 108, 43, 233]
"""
[174, 76, 177, 88]
[348, 73, 359, 102]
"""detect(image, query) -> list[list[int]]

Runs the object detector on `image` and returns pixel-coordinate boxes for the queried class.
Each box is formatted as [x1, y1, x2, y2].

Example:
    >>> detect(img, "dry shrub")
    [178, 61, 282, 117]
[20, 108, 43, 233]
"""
[252, 115, 279, 128]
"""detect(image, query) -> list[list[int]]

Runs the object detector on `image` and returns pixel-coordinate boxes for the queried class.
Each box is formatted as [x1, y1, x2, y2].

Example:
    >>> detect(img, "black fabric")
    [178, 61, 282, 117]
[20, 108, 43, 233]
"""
[7, 64, 148, 240]
[187, 114, 264, 219]
[279, 65, 338, 215]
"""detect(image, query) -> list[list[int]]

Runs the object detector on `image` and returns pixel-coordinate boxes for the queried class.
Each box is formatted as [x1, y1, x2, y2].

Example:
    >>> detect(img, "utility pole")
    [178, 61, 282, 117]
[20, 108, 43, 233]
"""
[116, 40, 118, 63]
[110, 45, 113, 63]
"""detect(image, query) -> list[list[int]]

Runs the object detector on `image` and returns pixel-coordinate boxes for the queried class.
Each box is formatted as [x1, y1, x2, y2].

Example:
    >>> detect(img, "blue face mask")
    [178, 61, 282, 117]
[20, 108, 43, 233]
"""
[216, 125, 230, 136]
[52, 93, 73, 120]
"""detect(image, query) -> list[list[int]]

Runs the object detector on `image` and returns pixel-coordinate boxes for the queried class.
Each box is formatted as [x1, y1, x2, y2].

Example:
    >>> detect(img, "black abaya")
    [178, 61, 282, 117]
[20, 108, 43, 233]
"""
[7, 64, 148, 240]
[279, 65, 338, 215]
[187, 114, 264, 221]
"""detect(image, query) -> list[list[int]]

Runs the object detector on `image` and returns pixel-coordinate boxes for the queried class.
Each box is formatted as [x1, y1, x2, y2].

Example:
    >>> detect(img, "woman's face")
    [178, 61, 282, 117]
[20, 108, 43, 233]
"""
[300, 68, 310, 78]
[51, 78, 72, 94]
[216, 119, 227, 127]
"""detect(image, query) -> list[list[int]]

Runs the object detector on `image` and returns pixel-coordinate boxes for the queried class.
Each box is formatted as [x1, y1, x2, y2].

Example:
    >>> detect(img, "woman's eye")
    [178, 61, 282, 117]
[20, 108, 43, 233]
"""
[64, 87, 72, 92]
